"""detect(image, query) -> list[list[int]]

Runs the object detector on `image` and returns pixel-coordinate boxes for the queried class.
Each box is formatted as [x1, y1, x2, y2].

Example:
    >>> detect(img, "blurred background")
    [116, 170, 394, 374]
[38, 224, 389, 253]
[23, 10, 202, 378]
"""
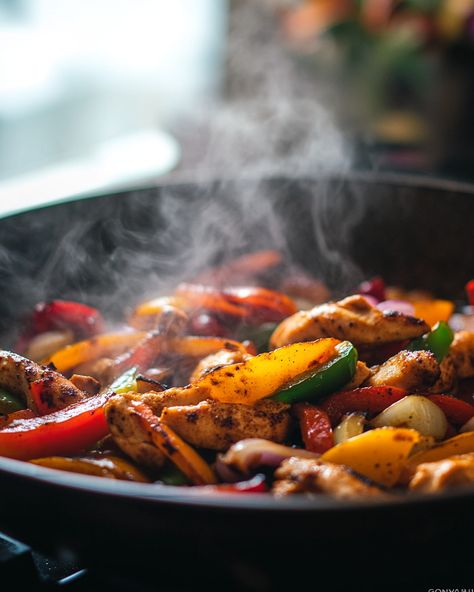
[1, 0, 474, 213]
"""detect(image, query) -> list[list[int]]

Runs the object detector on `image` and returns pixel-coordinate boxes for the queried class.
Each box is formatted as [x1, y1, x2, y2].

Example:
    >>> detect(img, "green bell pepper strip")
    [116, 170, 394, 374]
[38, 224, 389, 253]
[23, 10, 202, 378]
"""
[271, 341, 358, 404]
[110, 367, 138, 394]
[406, 321, 454, 362]
[159, 463, 190, 486]
[0, 388, 24, 415]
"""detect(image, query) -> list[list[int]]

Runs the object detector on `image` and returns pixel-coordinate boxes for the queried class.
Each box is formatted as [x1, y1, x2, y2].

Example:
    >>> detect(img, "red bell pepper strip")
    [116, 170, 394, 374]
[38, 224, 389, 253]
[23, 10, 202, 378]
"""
[294, 403, 333, 453]
[427, 395, 474, 426]
[175, 284, 297, 325]
[16, 300, 105, 353]
[200, 474, 268, 494]
[30, 380, 56, 416]
[319, 386, 408, 425]
[0, 391, 112, 460]
[32, 300, 104, 337]
[466, 279, 474, 307]
[109, 331, 163, 380]
[358, 277, 386, 302]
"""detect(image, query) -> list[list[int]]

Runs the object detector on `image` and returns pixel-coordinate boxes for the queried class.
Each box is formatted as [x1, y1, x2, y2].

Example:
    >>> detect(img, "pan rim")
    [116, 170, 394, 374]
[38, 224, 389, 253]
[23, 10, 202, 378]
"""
[1, 170, 474, 222]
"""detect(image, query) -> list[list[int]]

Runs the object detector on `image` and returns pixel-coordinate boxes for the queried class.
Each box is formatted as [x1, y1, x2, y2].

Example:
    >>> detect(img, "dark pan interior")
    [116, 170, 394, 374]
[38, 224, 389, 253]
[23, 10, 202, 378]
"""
[0, 173, 473, 588]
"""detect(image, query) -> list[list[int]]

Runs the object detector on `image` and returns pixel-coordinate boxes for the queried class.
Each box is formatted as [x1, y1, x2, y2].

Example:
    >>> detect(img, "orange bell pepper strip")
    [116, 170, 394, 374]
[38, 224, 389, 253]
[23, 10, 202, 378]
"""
[30, 455, 150, 482]
[0, 391, 113, 460]
[131, 401, 217, 485]
[45, 331, 145, 373]
[413, 300, 454, 328]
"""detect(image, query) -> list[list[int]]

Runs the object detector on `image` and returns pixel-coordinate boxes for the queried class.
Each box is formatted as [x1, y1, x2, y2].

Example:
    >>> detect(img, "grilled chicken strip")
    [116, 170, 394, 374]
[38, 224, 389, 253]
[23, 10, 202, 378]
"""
[450, 331, 474, 379]
[270, 295, 429, 349]
[190, 348, 250, 383]
[105, 394, 166, 469]
[273, 457, 384, 499]
[409, 453, 474, 493]
[105, 387, 208, 467]
[0, 350, 85, 413]
[161, 399, 291, 450]
[364, 350, 440, 392]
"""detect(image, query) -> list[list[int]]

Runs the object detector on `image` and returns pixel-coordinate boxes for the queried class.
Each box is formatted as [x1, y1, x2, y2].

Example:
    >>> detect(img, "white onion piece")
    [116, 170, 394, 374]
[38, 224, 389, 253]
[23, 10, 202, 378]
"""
[334, 413, 365, 444]
[449, 313, 474, 332]
[25, 330, 74, 362]
[377, 300, 415, 316]
[371, 395, 447, 440]
[216, 438, 319, 479]
[460, 416, 474, 433]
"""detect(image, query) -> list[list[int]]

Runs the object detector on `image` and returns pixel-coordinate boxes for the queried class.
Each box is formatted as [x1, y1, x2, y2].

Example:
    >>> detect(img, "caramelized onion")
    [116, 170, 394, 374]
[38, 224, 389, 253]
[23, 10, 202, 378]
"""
[460, 416, 474, 433]
[216, 438, 319, 481]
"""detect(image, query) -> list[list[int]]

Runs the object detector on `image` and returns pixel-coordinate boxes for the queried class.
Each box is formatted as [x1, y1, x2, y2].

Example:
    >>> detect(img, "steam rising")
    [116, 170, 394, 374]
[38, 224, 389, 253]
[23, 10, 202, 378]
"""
[0, 2, 362, 340]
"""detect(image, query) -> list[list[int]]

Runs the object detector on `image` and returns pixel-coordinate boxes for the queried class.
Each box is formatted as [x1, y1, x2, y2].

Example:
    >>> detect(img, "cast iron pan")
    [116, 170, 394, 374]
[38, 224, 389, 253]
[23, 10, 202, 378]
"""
[0, 173, 472, 589]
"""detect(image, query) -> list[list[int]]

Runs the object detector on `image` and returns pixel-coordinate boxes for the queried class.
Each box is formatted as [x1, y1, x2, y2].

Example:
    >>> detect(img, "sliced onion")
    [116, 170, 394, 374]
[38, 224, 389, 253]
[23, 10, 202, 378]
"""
[216, 438, 319, 481]
[26, 330, 74, 362]
[377, 300, 415, 316]
[460, 416, 474, 433]
[334, 413, 365, 445]
[371, 395, 447, 440]
[450, 313, 474, 332]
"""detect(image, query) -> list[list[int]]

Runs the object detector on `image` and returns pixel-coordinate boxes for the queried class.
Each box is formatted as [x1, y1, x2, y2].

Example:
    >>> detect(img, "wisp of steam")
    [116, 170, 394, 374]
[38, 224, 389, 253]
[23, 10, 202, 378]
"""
[0, 2, 366, 341]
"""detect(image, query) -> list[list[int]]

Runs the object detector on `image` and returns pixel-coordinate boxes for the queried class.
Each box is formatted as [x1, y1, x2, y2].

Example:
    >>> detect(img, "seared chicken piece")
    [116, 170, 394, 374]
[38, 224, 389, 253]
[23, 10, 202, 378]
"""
[450, 331, 474, 379]
[105, 394, 165, 469]
[0, 350, 85, 413]
[364, 350, 440, 391]
[409, 453, 474, 493]
[342, 361, 372, 391]
[161, 399, 291, 450]
[105, 387, 208, 467]
[190, 348, 250, 383]
[70, 374, 101, 395]
[270, 295, 429, 349]
[273, 457, 384, 499]
[426, 354, 457, 394]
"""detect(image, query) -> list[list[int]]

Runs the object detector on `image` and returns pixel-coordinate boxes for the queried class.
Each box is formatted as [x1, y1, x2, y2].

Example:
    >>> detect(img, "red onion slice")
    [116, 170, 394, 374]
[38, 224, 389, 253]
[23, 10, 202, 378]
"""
[216, 438, 319, 481]
[377, 300, 415, 316]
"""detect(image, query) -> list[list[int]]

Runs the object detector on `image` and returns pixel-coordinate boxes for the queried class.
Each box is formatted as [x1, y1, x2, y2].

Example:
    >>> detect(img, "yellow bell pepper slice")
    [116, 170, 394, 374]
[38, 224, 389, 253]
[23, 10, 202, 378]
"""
[405, 431, 474, 468]
[45, 331, 146, 373]
[30, 454, 150, 482]
[166, 336, 251, 358]
[197, 338, 340, 405]
[413, 299, 454, 328]
[322, 427, 421, 487]
[46, 332, 251, 375]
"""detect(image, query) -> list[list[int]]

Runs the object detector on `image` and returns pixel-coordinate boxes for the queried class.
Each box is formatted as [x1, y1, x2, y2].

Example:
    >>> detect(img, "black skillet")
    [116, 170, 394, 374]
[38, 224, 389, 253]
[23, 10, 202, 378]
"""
[0, 173, 473, 590]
